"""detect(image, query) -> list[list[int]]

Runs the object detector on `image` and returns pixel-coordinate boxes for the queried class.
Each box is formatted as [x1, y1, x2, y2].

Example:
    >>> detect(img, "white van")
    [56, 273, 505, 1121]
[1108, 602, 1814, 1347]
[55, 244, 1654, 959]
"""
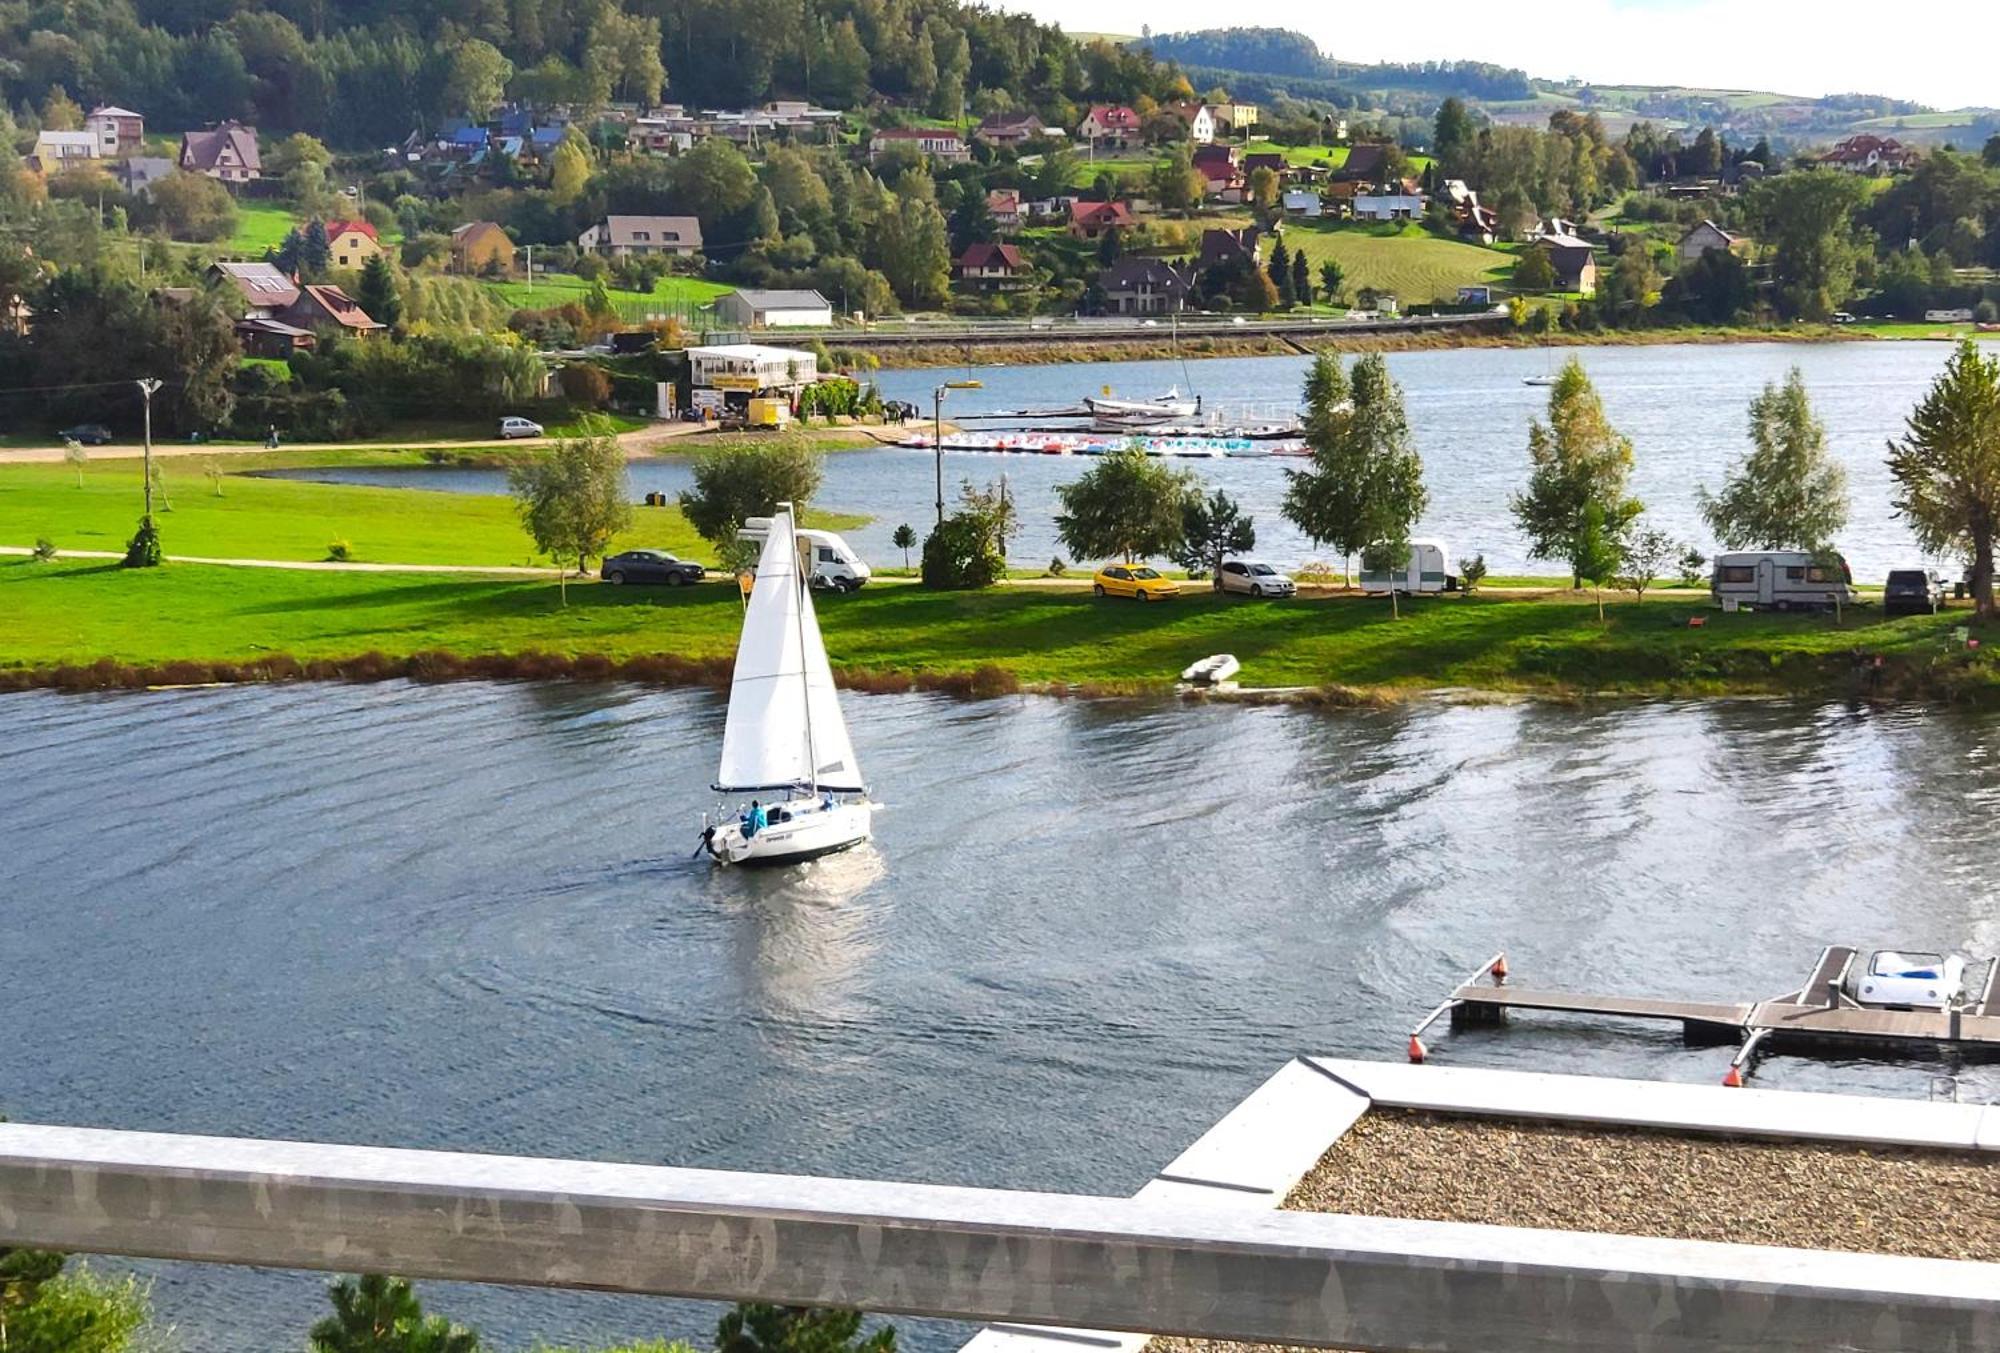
[739, 517, 873, 592]
[1359, 539, 1458, 595]
[1710, 550, 1853, 611]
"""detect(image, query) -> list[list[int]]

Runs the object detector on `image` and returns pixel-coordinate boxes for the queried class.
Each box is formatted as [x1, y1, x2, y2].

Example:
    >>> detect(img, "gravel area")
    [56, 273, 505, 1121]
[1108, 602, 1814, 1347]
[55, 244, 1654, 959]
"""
[1147, 1108, 1999, 1353]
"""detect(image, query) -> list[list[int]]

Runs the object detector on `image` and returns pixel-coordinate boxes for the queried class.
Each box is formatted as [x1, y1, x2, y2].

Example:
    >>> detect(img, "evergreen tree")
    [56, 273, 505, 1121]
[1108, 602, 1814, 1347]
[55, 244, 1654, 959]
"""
[1174, 488, 1255, 580]
[301, 219, 333, 279]
[1509, 358, 1642, 585]
[1318, 259, 1344, 305]
[1887, 340, 2000, 616]
[1699, 367, 1849, 550]
[717, 1304, 893, 1353]
[1269, 238, 1293, 306]
[1291, 250, 1311, 306]
[309, 1274, 479, 1353]
[357, 254, 402, 328]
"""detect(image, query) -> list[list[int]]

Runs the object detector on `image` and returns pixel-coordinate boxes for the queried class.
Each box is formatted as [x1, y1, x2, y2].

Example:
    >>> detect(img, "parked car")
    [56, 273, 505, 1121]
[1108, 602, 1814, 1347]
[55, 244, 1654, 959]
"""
[1831, 311, 1857, 325]
[498, 416, 544, 439]
[59, 423, 113, 445]
[600, 550, 705, 586]
[1092, 563, 1179, 601]
[1883, 568, 1946, 615]
[1217, 559, 1297, 597]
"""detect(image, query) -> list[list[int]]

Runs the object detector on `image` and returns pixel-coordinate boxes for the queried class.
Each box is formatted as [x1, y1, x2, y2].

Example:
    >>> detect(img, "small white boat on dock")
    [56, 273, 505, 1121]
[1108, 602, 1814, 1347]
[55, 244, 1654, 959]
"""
[1180, 653, 1242, 686]
[700, 504, 871, 867]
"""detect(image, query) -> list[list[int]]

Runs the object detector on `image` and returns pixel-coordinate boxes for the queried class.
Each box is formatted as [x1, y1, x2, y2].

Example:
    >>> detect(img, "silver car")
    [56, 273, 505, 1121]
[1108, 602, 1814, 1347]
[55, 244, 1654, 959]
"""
[1217, 559, 1296, 597]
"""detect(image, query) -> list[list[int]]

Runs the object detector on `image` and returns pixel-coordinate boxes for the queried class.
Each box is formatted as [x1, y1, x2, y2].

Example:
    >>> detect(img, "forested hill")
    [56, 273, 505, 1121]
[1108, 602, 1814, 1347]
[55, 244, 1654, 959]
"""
[1141, 28, 1533, 102]
[0, 0, 1185, 149]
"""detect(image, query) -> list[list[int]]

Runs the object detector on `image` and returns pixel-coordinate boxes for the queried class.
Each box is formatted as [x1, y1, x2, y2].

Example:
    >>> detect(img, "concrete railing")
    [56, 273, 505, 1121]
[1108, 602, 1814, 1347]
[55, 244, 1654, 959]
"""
[1, 1121, 1994, 1352]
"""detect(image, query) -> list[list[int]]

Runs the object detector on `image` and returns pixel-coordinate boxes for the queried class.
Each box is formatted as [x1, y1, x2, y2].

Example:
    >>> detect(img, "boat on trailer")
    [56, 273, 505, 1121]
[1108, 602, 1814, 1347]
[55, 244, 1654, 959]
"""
[700, 504, 871, 867]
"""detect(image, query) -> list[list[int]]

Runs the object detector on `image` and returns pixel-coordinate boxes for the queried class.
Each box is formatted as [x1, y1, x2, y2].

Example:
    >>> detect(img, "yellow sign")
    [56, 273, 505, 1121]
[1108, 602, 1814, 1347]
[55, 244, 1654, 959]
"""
[709, 374, 762, 391]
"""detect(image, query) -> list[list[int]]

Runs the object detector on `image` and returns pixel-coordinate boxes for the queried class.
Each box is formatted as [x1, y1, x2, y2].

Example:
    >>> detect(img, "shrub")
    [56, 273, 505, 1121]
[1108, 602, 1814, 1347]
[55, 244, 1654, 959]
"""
[327, 539, 351, 561]
[558, 363, 613, 408]
[1977, 299, 1999, 324]
[1458, 553, 1487, 593]
[122, 517, 161, 568]
[1678, 547, 1708, 588]
[32, 536, 56, 561]
[1046, 556, 1066, 576]
[921, 514, 1005, 589]
[1294, 559, 1338, 584]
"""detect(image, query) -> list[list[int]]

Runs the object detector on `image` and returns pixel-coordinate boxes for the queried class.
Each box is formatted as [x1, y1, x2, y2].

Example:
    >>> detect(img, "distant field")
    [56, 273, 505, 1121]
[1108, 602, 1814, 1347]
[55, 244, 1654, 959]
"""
[1281, 222, 1514, 305]
[1853, 112, 1987, 130]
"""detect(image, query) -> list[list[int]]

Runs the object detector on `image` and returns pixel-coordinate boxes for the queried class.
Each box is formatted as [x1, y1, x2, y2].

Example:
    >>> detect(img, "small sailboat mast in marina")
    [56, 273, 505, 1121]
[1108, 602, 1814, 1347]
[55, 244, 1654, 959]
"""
[700, 504, 871, 866]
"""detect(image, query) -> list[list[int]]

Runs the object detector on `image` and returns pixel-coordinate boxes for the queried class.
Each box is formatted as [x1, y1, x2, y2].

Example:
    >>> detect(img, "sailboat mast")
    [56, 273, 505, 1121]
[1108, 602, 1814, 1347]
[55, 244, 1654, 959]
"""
[785, 503, 821, 796]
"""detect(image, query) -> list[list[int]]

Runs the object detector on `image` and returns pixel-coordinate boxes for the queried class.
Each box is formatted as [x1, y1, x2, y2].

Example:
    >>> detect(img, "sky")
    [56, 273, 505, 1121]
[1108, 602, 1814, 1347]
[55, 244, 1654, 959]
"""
[997, 0, 1996, 111]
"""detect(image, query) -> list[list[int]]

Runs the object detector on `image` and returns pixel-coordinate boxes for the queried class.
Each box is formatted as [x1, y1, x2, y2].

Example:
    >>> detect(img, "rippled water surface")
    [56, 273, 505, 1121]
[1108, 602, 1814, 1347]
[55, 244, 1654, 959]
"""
[271, 341, 1962, 580]
[3, 682, 1997, 1349]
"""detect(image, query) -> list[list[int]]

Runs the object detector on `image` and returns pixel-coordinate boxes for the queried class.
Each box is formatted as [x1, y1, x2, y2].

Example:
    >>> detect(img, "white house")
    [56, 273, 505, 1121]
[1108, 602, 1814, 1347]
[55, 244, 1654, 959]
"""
[867, 128, 970, 163]
[1281, 190, 1323, 218]
[85, 106, 143, 157]
[32, 130, 98, 171]
[577, 215, 703, 257]
[1168, 103, 1216, 144]
[1352, 193, 1425, 222]
[714, 288, 834, 328]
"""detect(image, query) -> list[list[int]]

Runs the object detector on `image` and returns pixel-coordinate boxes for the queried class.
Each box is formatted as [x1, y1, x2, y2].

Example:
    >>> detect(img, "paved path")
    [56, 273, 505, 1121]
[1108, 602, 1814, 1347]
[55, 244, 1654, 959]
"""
[0, 545, 558, 575]
[0, 421, 707, 465]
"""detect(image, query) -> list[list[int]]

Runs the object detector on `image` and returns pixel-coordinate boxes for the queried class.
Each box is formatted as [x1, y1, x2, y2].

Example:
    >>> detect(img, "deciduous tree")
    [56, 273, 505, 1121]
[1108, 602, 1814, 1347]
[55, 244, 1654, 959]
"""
[1887, 340, 2000, 616]
[678, 440, 826, 550]
[1744, 171, 1869, 320]
[1699, 367, 1848, 550]
[507, 421, 632, 603]
[1054, 445, 1194, 563]
[1509, 358, 1642, 585]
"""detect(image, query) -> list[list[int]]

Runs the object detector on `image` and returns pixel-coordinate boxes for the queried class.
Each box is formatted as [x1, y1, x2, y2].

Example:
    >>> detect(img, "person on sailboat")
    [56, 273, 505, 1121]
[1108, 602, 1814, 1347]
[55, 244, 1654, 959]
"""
[743, 800, 766, 838]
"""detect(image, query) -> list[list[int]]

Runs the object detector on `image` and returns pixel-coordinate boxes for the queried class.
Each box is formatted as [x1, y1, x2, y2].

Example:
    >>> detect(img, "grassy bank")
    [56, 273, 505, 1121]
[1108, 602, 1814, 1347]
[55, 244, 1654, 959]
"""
[0, 455, 860, 566]
[2, 558, 1990, 703]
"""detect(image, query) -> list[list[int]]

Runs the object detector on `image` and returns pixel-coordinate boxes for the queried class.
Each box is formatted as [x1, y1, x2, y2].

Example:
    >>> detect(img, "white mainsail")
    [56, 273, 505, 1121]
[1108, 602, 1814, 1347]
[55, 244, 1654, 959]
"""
[714, 508, 865, 794]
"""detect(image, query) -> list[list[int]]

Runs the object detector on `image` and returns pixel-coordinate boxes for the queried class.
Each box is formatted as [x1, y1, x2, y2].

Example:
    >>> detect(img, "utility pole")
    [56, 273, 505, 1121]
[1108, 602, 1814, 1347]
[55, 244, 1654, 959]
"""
[136, 378, 161, 521]
[932, 379, 982, 525]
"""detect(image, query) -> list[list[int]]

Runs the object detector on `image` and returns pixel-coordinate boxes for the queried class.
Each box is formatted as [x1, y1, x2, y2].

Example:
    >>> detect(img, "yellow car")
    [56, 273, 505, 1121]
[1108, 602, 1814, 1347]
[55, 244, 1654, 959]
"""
[1093, 563, 1180, 601]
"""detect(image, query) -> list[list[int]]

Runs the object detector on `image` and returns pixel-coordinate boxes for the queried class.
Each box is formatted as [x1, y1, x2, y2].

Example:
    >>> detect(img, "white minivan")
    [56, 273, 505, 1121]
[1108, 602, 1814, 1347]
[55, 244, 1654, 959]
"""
[1710, 550, 1854, 611]
[739, 517, 873, 592]
[1359, 539, 1458, 595]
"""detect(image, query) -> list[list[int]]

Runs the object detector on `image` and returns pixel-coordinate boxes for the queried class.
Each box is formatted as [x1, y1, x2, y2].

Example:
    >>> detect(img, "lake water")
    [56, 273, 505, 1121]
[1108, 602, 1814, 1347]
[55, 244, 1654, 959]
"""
[270, 341, 1965, 581]
[2, 681, 1996, 1350]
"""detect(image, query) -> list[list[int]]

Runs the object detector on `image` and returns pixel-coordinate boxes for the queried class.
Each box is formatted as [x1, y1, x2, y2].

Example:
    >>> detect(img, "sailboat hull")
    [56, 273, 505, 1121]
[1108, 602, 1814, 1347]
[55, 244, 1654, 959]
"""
[708, 801, 873, 866]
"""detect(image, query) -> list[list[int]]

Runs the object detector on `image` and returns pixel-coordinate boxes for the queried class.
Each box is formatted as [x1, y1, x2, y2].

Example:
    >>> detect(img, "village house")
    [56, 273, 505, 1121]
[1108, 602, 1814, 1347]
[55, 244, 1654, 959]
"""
[974, 111, 1051, 147]
[235, 317, 317, 360]
[1078, 105, 1141, 150]
[956, 242, 1033, 293]
[1677, 219, 1746, 268]
[631, 118, 695, 155]
[577, 214, 703, 258]
[1819, 134, 1916, 174]
[1241, 151, 1286, 180]
[1023, 195, 1078, 224]
[283, 283, 384, 335]
[321, 220, 383, 271]
[985, 188, 1023, 233]
[1539, 237, 1598, 296]
[1192, 143, 1244, 201]
[209, 261, 299, 319]
[449, 221, 514, 275]
[867, 127, 970, 164]
[1096, 256, 1193, 315]
[1210, 102, 1258, 134]
[1281, 189, 1324, 218]
[1197, 226, 1261, 270]
[85, 106, 143, 157]
[1333, 142, 1389, 186]
[179, 121, 260, 182]
[714, 288, 834, 328]
[111, 156, 175, 197]
[1353, 192, 1425, 222]
[1068, 200, 1136, 240]
[1163, 103, 1217, 144]
[30, 130, 97, 173]
[1459, 203, 1499, 245]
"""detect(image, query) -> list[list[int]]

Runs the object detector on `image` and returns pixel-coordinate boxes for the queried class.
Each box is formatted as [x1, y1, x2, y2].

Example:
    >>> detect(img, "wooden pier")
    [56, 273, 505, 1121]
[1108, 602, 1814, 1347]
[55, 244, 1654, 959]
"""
[1410, 948, 2000, 1084]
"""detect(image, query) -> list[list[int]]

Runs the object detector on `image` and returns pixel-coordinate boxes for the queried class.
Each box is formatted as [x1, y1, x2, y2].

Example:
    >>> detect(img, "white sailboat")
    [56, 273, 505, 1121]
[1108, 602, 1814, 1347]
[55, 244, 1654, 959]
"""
[700, 504, 872, 867]
[1085, 385, 1201, 426]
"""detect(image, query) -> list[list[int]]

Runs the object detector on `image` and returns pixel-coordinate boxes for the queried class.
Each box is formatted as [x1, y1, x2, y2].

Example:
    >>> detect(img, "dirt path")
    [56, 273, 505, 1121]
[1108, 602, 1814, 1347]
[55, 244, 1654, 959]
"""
[0, 421, 708, 466]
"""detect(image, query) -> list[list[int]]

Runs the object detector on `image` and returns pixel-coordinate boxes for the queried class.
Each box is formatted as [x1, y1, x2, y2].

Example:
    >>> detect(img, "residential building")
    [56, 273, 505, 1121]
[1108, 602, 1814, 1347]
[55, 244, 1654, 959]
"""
[1281, 190, 1324, 218]
[1819, 135, 1916, 174]
[1023, 195, 1078, 223]
[1241, 152, 1286, 179]
[323, 220, 383, 271]
[1078, 105, 1141, 149]
[1540, 238, 1597, 296]
[1164, 103, 1217, 144]
[1677, 219, 1745, 267]
[110, 156, 175, 196]
[235, 317, 317, 359]
[449, 221, 515, 275]
[31, 130, 98, 172]
[714, 289, 835, 328]
[867, 127, 971, 164]
[1353, 193, 1425, 222]
[1459, 203, 1499, 245]
[85, 106, 143, 156]
[631, 119, 695, 155]
[577, 215, 703, 257]
[985, 189, 1023, 233]
[1210, 102, 1258, 133]
[1197, 226, 1261, 270]
[1068, 200, 1136, 240]
[974, 112, 1051, 147]
[1192, 143, 1244, 201]
[179, 122, 261, 182]
[1333, 143, 1388, 185]
[209, 261, 300, 319]
[956, 243, 1032, 292]
[1096, 257, 1193, 315]
[282, 283, 385, 335]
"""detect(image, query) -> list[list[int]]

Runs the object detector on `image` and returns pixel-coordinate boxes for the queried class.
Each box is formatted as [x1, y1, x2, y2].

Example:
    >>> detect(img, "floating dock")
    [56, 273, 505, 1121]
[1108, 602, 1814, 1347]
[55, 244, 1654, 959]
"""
[1410, 948, 2000, 1084]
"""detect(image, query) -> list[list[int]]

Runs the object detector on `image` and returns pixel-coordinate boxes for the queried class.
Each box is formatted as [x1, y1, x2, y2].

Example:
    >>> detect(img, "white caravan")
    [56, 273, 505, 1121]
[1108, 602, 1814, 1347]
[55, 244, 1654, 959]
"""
[1359, 539, 1457, 595]
[1710, 551, 1854, 611]
[740, 517, 873, 592]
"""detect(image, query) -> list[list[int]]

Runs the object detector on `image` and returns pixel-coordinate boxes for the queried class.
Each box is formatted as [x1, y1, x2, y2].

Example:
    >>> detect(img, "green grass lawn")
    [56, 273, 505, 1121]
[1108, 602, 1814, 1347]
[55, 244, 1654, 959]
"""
[2, 558, 1988, 702]
[1281, 221, 1515, 305]
[479, 272, 734, 315]
[1067, 154, 1162, 189]
[0, 455, 859, 567]
[225, 201, 298, 255]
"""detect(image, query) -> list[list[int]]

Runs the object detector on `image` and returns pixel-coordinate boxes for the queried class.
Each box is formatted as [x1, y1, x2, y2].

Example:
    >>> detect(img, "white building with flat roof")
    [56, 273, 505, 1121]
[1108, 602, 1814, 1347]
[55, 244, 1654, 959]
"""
[688, 344, 819, 393]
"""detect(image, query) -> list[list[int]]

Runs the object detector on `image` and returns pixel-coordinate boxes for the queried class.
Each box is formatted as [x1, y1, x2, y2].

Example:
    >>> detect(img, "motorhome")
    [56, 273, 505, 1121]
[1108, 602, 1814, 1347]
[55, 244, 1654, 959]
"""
[1359, 539, 1457, 595]
[1710, 550, 1854, 611]
[739, 517, 872, 591]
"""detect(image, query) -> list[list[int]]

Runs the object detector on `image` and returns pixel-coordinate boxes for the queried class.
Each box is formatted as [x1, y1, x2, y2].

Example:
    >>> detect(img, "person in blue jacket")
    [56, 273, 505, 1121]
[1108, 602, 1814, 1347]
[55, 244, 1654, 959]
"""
[743, 800, 767, 838]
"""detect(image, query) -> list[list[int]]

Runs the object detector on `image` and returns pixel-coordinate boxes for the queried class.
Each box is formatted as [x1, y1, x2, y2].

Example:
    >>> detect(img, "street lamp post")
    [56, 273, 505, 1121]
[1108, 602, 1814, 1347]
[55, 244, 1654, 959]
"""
[932, 379, 983, 525]
[136, 378, 161, 521]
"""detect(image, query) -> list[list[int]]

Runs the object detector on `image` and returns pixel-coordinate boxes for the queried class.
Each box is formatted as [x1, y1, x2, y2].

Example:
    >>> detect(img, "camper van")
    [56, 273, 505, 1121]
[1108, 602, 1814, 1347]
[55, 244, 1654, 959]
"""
[739, 517, 873, 592]
[1359, 539, 1458, 595]
[1710, 550, 1854, 611]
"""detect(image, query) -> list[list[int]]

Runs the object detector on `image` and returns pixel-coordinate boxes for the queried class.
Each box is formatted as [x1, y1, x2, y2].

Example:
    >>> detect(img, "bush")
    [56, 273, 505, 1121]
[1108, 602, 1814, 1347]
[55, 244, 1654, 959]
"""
[1458, 553, 1486, 593]
[558, 363, 613, 408]
[327, 539, 351, 561]
[122, 517, 161, 568]
[32, 536, 56, 561]
[921, 514, 1006, 589]
[1978, 299, 2000, 324]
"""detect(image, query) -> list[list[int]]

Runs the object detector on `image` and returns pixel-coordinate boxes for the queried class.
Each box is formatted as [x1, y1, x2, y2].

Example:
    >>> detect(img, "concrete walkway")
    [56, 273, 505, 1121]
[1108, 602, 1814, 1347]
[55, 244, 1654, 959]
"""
[0, 421, 707, 465]
[0, 545, 557, 575]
